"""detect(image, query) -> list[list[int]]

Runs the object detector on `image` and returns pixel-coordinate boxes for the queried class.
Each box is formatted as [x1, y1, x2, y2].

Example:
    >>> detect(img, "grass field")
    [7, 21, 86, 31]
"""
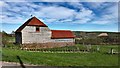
[2, 44, 119, 66]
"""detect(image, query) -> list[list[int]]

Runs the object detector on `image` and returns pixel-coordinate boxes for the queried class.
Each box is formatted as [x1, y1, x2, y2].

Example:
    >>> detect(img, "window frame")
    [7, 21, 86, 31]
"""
[36, 26, 40, 32]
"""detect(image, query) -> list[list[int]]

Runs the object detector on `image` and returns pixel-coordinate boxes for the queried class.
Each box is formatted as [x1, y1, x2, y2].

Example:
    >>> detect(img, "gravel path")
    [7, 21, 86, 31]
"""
[1, 61, 42, 68]
[2, 61, 21, 66]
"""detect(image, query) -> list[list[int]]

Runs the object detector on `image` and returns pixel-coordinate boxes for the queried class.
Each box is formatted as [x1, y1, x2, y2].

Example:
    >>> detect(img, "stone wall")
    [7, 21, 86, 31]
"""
[22, 42, 75, 49]
[51, 39, 75, 42]
[21, 26, 51, 44]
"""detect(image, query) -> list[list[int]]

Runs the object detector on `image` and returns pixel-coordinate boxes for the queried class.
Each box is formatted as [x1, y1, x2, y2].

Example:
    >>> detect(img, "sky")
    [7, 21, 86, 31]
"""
[0, 1, 119, 33]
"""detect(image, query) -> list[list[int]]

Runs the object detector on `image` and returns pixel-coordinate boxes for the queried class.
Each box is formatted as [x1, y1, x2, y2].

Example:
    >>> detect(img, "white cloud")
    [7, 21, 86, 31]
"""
[1, 2, 77, 24]
[0, 1, 8, 7]
[1, 2, 118, 26]
[60, 19, 73, 22]
[1, 15, 26, 24]
[72, 18, 91, 24]
[75, 8, 93, 19]
[1, 2, 42, 24]
[38, 6, 75, 19]
[92, 21, 110, 24]
[91, 3, 118, 25]
[68, 2, 83, 9]
[1, 1, 118, 33]
[86, 2, 104, 9]
[4, 0, 119, 2]
[44, 18, 57, 23]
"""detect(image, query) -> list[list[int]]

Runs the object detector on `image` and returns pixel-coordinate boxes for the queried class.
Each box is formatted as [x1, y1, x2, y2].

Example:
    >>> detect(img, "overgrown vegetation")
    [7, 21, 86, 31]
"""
[1, 31, 20, 49]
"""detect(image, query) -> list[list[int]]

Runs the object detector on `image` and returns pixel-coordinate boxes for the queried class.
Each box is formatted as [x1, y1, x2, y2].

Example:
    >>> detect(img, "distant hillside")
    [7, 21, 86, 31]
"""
[73, 31, 119, 38]
[73, 31, 119, 45]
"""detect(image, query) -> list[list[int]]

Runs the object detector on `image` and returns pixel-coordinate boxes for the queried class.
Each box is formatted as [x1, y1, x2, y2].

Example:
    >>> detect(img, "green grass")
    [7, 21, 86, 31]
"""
[2, 44, 119, 66]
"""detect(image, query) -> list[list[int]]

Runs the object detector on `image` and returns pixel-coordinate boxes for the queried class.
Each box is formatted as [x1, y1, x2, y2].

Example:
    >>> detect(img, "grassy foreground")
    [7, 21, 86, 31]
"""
[2, 45, 119, 66]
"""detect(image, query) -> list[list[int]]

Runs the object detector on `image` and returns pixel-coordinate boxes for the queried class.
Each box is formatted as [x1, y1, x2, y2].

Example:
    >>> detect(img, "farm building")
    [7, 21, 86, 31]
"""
[15, 17, 75, 48]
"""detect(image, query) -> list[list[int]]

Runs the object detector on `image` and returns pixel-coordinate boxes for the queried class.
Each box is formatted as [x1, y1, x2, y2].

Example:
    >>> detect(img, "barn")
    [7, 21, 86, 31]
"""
[15, 17, 75, 48]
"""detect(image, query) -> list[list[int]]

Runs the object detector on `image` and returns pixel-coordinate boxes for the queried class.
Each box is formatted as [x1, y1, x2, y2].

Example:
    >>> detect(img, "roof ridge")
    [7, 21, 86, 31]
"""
[51, 30, 71, 31]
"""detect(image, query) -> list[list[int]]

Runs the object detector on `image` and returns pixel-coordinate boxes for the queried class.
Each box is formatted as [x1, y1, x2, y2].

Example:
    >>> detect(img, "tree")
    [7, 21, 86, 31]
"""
[11, 31, 15, 37]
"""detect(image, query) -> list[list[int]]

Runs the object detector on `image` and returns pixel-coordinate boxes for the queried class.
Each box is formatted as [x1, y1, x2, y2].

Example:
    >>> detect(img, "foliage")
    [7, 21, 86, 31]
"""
[1, 31, 19, 48]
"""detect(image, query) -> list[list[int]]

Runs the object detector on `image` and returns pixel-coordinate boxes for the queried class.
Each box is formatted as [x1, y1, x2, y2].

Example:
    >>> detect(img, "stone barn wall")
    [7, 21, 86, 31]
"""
[22, 38, 75, 49]
[21, 26, 51, 44]
[51, 39, 75, 42]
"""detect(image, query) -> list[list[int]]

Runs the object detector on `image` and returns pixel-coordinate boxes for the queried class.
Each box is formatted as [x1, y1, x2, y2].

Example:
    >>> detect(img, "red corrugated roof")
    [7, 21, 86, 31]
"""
[16, 17, 47, 32]
[51, 30, 75, 39]
[27, 17, 47, 26]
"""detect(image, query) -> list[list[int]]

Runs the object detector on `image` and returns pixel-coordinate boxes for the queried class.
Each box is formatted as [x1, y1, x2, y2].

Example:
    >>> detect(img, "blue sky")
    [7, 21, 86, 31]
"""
[0, 1, 118, 33]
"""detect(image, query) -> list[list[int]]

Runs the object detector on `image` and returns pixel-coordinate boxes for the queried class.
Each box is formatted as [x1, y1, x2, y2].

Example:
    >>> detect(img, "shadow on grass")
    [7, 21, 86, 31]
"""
[16, 55, 26, 68]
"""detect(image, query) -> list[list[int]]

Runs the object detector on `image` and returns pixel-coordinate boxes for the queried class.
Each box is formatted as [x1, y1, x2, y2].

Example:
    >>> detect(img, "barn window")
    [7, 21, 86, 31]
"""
[36, 27, 40, 32]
